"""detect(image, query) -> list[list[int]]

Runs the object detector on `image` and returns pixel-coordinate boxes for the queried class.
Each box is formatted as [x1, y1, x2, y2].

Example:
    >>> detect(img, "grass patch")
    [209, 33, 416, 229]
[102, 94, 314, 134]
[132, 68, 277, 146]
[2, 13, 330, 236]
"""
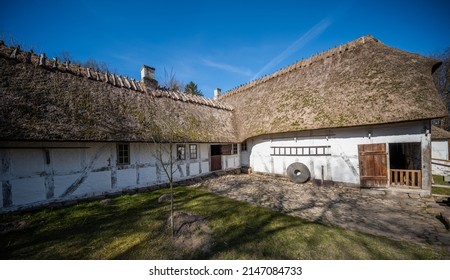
[433, 174, 450, 186]
[432, 175, 450, 196]
[1, 186, 448, 260]
[433, 187, 450, 196]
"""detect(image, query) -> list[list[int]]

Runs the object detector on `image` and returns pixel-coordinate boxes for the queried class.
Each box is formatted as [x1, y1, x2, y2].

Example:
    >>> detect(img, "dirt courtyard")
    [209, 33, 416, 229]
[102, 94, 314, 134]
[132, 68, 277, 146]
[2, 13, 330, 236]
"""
[197, 173, 450, 251]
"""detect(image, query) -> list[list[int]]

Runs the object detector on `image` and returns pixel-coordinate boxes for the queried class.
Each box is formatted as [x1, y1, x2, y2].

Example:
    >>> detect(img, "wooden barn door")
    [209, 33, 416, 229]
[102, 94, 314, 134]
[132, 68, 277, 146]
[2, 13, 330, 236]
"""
[358, 143, 388, 187]
[210, 145, 222, 171]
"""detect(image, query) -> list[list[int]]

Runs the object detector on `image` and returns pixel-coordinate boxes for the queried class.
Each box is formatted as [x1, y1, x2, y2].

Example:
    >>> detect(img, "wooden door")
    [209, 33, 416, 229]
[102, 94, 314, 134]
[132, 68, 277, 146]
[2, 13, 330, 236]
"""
[210, 145, 222, 171]
[210, 155, 222, 171]
[358, 143, 388, 187]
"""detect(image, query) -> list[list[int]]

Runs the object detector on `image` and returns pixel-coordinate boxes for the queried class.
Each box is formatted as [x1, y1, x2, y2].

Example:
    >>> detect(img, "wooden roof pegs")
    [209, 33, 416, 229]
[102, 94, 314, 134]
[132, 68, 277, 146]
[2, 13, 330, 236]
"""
[39, 53, 46, 67]
[86, 68, 92, 79]
[10, 45, 20, 59]
[52, 57, 58, 68]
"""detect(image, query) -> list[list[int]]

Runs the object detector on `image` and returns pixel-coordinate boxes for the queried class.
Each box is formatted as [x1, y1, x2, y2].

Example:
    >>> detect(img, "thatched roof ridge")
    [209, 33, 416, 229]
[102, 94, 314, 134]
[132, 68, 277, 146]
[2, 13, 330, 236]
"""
[0, 41, 232, 111]
[221, 35, 375, 99]
[218, 35, 447, 141]
[432, 125, 450, 140]
[0, 42, 236, 143]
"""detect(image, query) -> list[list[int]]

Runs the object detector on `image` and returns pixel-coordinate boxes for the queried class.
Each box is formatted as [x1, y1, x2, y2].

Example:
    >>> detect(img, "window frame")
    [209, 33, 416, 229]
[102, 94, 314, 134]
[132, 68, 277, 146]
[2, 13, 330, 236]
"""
[232, 143, 238, 155]
[189, 144, 198, 159]
[117, 143, 130, 165]
[177, 144, 186, 160]
[241, 141, 247, 152]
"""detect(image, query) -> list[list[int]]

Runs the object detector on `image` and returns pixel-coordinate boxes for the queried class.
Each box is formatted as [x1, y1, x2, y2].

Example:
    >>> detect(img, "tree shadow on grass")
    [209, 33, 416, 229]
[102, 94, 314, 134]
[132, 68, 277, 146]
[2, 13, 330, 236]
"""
[0, 189, 175, 259]
[115, 185, 449, 259]
[191, 175, 450, 259]
[2, 183, 449, 260]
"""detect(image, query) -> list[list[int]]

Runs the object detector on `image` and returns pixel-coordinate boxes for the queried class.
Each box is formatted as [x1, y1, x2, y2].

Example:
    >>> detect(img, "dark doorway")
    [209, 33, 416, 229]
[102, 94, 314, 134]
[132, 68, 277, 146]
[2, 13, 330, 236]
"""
[210, 145, 222, 171]
[389, 142, 422, 188]
[389, 143, 421, 170]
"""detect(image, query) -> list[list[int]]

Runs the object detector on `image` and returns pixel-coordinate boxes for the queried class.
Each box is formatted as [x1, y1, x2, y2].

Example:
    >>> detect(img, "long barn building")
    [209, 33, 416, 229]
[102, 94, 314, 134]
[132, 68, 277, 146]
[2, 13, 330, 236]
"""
[0, 36, 447, 211]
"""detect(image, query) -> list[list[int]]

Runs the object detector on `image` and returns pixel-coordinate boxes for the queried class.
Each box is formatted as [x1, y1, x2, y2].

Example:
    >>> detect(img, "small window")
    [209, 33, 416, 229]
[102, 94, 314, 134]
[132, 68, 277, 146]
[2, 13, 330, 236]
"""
[117, 143, 130, 165]
[232, 143, 238, 155]
[177, 144, 186, 160]
[241, 141, 247, 152]
[189, 144, 198, 159]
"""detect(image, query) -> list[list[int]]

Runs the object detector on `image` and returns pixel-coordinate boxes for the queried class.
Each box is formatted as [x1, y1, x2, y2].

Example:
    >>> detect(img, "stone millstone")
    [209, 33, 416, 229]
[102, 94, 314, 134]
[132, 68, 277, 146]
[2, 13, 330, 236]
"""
[286, 162, 310, 183]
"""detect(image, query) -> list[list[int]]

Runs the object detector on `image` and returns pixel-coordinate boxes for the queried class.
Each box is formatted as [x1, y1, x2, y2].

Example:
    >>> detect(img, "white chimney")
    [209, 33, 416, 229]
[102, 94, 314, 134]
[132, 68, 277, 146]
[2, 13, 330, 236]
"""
[141, 65, 155, 80]
[140, 65, 158, 90]
[214, 88, 221, 100]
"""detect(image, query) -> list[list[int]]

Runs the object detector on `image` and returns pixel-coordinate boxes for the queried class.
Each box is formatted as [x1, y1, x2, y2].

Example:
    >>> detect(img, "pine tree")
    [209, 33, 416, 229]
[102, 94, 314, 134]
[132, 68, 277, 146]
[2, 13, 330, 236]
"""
[184, 81, 203, 96]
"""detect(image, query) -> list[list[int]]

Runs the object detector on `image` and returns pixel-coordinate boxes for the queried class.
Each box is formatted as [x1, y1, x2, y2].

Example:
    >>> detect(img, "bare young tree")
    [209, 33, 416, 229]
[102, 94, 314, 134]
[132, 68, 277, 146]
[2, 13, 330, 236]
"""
[82, 58, 110, 73]
[0, 32, 41, 54]
[149, 97, 199, 236]
[57, 51, 73, 63]
[56, 51, 112, 73]
[161, 68, 185, 92]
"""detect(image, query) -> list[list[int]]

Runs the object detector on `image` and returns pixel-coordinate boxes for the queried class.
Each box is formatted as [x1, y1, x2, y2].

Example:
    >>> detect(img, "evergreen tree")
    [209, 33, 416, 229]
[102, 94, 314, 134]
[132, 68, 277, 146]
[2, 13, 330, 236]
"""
[184, 81, 203, 96]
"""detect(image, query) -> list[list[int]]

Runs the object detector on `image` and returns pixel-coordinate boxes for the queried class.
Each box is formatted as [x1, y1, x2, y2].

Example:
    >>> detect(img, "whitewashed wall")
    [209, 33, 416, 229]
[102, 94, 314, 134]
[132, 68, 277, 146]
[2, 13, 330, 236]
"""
[0, 142, 212, 209]
[240, 150, 250, 167]
[222, 154, 240, 170]
[245, 120, 431, 188]
[431, 140, 449, 176]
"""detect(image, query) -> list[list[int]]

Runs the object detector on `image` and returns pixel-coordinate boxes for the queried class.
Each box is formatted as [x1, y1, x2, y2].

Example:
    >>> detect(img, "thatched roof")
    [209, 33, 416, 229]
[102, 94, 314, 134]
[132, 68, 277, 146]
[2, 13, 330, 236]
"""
[0, 42, 236, 143]
[432, 125, 450, 140]
[219, 36, 447, 142]
[0, 36, 446, 144]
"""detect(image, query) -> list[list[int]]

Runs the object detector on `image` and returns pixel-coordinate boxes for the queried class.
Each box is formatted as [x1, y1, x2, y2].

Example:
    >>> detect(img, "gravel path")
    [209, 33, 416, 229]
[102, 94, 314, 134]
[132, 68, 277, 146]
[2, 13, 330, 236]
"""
[199, 174, 450, 251]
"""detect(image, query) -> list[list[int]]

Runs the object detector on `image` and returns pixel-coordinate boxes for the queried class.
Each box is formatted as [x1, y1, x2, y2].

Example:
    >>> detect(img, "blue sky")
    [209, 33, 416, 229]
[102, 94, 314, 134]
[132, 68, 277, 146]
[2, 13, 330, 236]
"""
[1, 0, 449, 98]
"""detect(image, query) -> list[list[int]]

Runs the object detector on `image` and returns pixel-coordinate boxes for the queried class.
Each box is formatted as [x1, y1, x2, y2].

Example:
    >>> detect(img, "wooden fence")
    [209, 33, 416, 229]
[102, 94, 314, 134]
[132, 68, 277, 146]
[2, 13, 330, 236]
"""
[390, 169, 421, 188]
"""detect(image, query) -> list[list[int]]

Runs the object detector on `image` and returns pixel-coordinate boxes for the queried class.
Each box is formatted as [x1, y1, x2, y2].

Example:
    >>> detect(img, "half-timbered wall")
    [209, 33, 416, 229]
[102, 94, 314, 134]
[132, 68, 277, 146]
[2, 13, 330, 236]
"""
[0, 142, 213, 209]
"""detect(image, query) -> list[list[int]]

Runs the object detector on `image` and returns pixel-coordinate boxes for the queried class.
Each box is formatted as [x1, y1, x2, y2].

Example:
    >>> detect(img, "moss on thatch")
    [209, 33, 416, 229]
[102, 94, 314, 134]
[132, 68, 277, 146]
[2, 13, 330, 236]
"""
[0, 45, 236, 143]
[0, 36, 446, 144]
[220, 36, 447, 141]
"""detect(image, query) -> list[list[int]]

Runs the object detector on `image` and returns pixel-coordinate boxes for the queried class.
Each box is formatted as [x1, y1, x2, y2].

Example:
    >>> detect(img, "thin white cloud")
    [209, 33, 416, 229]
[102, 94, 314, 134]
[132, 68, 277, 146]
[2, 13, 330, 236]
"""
[252, 17, 332, 80]
[202, 59, 253, 77]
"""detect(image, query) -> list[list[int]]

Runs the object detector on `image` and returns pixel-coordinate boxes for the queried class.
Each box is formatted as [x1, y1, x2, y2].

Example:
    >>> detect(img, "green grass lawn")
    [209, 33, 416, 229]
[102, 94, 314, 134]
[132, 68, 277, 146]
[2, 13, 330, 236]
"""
[433, 174, 450, 186]
[433, 187, 450, 196]
[432, 175, 450, 196]
[1, 185, 448, 260]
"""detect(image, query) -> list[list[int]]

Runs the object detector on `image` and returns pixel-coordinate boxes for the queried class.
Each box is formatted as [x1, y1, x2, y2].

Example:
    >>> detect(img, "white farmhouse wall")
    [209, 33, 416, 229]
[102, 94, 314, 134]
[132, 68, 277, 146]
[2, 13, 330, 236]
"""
[220, 144, 241, 170]
[431, 140, 449, 176]
[222, 154, 240, 170]
[432, 141, 448, 160]
[0, 142, 213, 210]
[200, 144, 210, 174]
[240, 150, 250, 166]
[246, 121, 430, 187]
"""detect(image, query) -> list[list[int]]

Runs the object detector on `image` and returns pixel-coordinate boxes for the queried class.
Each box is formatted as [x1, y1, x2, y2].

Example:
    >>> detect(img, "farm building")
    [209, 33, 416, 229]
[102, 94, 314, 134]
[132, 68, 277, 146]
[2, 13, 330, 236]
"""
[0, 35, 447, 211]
[431, 125, 450, 176]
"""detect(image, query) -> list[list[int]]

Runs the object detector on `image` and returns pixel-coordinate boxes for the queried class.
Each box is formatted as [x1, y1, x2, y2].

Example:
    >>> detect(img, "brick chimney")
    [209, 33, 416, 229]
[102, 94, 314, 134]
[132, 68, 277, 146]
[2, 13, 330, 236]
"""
[141, 65, 158, 91]
[214, 88, 221, 100]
